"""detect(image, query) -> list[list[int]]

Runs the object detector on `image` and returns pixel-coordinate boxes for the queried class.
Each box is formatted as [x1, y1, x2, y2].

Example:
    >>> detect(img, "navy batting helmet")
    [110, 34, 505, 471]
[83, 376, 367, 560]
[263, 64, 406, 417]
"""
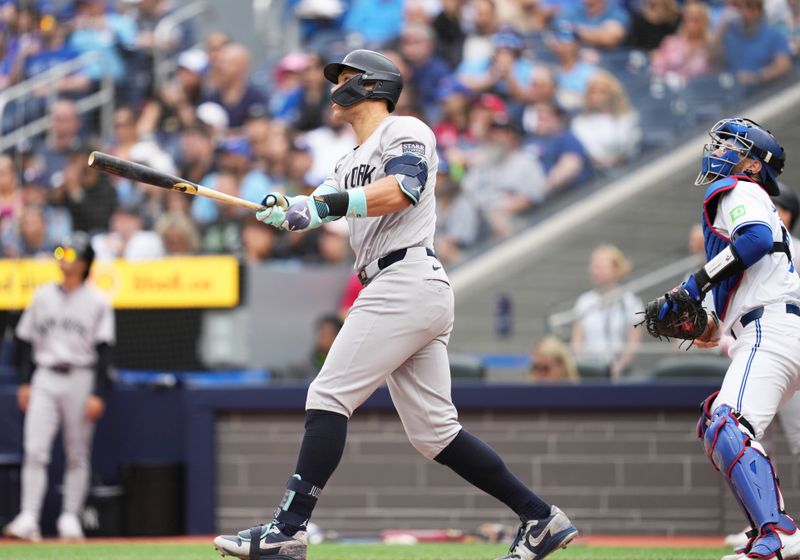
[56, 231, 95, 279]
[774, 183, 800, 231]
[324, 49, 403, 112]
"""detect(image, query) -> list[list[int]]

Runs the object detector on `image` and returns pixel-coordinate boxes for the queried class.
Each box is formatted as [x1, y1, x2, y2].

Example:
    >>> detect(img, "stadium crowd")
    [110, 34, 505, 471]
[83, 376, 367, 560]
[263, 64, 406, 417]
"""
[0, 0, 797, 267]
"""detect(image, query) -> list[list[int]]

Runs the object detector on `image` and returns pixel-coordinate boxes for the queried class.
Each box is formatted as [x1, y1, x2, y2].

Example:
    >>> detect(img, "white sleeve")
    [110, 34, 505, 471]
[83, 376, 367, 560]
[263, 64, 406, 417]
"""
[379, 117, 435, 167]
[573, 291, 593, 317]
[15, 293, 37, 342]
[717, 182, 774, 237]
[94, 296, 115, 345]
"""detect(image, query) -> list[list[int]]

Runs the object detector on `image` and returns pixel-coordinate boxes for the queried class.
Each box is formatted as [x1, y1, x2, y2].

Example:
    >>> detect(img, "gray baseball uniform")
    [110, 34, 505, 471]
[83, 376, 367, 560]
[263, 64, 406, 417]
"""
[16, 282, 114, 519]
[306, 115, 462, 459]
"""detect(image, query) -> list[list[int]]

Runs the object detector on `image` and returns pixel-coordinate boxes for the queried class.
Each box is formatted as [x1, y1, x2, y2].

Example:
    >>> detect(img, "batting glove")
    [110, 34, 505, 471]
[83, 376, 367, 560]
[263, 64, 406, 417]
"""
[284, 195, 325, 232]
[256, 192, 298, 229]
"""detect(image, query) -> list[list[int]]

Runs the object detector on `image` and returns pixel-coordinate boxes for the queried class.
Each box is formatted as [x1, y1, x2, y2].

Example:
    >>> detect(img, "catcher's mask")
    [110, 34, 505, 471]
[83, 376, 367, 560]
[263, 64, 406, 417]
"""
[695, 117, 785, 195]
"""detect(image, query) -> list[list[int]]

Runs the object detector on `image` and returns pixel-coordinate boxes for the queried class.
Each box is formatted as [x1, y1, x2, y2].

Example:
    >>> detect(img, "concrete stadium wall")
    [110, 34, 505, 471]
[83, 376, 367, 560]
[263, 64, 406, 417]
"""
[215, 407, 800, 536]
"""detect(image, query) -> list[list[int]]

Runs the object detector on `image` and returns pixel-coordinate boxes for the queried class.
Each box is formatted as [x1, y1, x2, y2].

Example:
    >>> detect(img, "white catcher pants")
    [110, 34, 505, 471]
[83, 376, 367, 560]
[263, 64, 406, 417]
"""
[714, 303, 800, 440]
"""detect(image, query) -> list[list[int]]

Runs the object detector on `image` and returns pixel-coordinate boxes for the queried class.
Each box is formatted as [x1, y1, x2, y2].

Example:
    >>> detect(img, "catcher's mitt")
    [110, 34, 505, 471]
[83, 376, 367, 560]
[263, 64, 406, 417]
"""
[641, 286, 708, 341]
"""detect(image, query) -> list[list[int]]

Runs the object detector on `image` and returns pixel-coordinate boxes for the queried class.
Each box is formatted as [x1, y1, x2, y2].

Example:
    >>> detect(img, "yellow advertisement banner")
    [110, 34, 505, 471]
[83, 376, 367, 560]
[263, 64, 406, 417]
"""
[0, 256, 239, 310]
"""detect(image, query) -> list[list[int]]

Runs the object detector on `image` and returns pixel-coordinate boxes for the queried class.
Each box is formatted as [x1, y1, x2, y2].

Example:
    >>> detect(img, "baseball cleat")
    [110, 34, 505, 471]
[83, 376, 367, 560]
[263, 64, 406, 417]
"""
[495, 506, 578, 560]
[721, 515, 800, 560]
[57, 512, 84, 540]
[3, 512, 42, 542]
[214, 522, 307, 560]
[724, 527, 751, 550]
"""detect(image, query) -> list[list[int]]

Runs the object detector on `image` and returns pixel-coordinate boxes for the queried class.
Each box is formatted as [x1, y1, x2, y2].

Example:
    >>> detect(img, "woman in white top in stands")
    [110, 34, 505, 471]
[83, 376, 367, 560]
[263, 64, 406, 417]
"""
[570, 70, 641, 169]
[570, 244, 644, 379]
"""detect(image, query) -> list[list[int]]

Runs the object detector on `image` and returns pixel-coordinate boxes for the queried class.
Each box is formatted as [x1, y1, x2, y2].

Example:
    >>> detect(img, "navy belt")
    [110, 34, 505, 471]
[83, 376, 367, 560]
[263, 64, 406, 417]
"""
[731, 303, 800, 339]
[358, 247, 436, 286]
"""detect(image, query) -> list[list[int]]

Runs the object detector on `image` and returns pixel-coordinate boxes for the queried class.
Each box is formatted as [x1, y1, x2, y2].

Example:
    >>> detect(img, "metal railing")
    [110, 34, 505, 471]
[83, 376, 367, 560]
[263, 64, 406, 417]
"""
[0, 51, 115, 153]
[153, 0, 209, 91]
[545, 255, 705, 346]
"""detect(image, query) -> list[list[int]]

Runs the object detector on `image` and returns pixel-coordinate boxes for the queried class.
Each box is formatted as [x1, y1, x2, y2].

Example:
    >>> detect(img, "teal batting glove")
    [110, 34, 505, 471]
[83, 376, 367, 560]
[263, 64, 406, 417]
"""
[284, 195, 325, 232]
[255, 204, 286, 228]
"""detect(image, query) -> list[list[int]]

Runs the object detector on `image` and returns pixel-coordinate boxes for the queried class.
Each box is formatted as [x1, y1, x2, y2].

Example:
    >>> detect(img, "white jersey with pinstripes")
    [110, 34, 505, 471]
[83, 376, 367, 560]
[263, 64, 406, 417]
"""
[325, 115, 439, 270]
[15, 282, 115, 368]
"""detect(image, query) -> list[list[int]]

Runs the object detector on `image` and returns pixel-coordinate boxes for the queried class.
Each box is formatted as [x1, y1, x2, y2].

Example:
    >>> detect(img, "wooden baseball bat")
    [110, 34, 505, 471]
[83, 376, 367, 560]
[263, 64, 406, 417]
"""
[87, 151, 288, 211]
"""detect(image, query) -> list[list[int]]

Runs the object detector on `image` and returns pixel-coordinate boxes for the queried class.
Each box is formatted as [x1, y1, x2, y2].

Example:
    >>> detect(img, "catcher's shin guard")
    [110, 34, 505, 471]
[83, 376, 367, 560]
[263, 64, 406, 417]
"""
[703, 404, 798, 558]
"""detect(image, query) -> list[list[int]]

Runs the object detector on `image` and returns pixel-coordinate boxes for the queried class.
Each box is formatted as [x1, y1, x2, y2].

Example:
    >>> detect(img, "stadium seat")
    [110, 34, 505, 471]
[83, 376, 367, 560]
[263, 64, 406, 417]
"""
[449, 353, 486, 380]
[647, 354, 730, 380]
[676, 73, 743, 127]
[576, 360, 610, 379]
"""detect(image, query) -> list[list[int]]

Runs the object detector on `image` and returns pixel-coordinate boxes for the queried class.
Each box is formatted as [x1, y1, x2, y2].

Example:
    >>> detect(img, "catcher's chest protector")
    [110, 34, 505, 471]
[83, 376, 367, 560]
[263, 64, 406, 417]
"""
[702, 176, 745, 320]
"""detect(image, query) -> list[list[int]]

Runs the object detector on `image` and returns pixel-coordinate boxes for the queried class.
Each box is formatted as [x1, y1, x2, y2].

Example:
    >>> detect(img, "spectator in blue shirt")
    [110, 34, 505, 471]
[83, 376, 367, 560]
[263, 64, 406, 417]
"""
[400, 23, 452, 121]
[68, 0, 137, 84]
[547, 22, 599, 111]
[342, 0, 405, 48]
[202, 43, 269, 130]
[718, 0, 792, 87]
[457, 29, 535, 102]
[18, 12, 83, 87]
[562, 0, 630, 50]
[523, 101, 593, 194]
[191, 137, 271, 226]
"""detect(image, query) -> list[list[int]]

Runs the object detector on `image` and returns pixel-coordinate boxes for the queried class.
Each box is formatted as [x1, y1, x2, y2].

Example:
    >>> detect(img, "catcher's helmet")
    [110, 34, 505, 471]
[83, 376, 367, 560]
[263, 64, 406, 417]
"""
[56, 231, 95, 279]
[774, 183, 800, 231]
[695, 118, 785, 195]
[324, 49, 403, 112]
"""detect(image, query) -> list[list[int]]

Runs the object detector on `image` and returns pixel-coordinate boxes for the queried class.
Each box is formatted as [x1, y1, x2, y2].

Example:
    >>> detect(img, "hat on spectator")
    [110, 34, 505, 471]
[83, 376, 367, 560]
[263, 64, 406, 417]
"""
[492, 29, 524, 51]
[476, 93, 507, 115]
[221, 137, 253, 159]
[196, 102, 229, 133]
[178, 49, 209, 74]
[436, 77, 471, 102]
[275, 52, 310, 82]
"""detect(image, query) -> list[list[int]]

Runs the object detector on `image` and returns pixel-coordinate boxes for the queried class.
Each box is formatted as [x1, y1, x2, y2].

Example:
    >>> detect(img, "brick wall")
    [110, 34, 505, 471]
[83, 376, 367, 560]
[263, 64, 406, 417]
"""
[215, 409, 799, 536]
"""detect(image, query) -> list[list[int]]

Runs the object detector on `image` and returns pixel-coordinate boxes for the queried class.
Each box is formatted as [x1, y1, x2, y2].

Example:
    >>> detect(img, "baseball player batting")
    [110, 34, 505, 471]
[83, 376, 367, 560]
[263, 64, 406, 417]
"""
[3, 232, 114, 542]
[645, 118, 800, 560]
[213, 49, 577, 560]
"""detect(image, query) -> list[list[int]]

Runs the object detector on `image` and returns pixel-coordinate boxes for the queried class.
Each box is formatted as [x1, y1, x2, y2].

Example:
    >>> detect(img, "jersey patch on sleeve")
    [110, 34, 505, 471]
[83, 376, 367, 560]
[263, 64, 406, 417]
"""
[730, 205, 747, 223]
[401, 142, 426, 156]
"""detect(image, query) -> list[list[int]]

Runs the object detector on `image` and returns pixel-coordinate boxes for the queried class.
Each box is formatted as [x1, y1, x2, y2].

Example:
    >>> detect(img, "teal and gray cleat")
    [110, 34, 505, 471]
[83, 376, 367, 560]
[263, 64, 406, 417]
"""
[495, 506, 578, 560]
[214, 522, 307, 560]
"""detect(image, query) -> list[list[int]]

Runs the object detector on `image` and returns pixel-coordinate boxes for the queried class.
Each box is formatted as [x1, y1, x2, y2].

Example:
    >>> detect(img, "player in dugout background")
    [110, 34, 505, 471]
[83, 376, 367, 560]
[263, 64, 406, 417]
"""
[212, 49, 578, 560]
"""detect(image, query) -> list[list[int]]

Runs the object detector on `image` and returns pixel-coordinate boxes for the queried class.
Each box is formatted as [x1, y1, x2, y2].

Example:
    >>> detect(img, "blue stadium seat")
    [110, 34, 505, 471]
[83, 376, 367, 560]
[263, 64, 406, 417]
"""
[636, 89, 681, 149]
[676, 73, 743, 126]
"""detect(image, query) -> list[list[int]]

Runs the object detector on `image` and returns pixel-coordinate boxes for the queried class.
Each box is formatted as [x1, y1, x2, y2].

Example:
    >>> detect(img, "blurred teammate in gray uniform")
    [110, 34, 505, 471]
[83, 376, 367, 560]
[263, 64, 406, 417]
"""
[214, 49, 577, 560]
[3, 232, 114, 542]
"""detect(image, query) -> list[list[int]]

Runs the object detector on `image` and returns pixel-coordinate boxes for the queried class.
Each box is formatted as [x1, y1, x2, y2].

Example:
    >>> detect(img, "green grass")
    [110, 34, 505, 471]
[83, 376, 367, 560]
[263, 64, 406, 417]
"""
[0, 542, 729, 560]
